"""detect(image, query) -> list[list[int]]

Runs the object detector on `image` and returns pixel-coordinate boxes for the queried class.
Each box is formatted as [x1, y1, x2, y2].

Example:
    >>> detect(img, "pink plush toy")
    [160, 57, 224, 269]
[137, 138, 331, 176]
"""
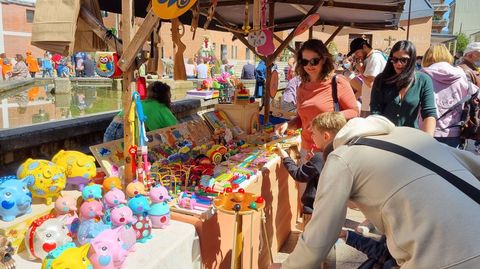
[148, 185, 171, 229]
[79, 200, 104, 221]
[88, 227, 129, 269]
[103, 188, 127, 209]
[110, 205, 136, 228]
[54, 196, 79, 238]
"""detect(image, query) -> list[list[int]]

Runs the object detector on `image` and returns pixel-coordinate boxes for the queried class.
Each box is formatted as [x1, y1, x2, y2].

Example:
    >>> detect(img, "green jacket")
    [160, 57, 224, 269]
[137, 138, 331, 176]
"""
[119, 99, 177, 131]
[370, 72, 437, 128]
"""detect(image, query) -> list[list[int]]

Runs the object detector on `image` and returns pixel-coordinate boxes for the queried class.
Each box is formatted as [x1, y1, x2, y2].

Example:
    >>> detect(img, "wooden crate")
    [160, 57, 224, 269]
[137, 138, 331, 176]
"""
[215, 102, 260, 134]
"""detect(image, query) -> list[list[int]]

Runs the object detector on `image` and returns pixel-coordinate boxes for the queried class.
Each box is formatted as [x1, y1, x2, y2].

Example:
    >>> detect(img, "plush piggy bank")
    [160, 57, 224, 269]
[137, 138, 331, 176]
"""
[127, 195, 152, 243]
[54, 196, 80, 238]
[88, 227, 130, 269]
[52, 150, 96, 191]
[0, 175, 34, 222]
[148, 185, 171, 229]
[42, 242, 92, 269]
[82, 184, 103, 200]
[17, 158, 66, 205]
[77, 219, 110, 245]
[102, 177, 122, 193]
[125, 181, 147, 198]
[110, 205, 136, 228]
[25, 214, 72, 260]
[79, 200, 104, 221]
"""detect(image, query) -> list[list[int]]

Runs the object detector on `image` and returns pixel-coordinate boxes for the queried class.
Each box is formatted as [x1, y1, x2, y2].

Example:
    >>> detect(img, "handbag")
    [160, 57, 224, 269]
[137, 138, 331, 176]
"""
[349, 137, 480, 205]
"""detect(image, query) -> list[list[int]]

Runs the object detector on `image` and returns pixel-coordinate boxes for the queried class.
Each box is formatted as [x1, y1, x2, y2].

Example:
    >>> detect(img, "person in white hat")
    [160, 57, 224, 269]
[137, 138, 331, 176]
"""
[458, 42, 480, 87]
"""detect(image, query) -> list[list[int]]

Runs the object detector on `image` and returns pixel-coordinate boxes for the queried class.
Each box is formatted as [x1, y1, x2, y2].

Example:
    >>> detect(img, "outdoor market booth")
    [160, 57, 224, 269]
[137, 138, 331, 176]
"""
[0, 1, 405, 269]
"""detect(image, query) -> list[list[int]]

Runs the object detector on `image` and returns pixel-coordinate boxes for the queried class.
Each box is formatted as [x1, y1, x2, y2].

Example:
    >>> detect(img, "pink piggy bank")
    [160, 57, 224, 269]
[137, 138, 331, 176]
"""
[148, 185, 171, 229]
[88, 227, 129, 269]
[25, 214, 72, 260]
[103, 188, 127, 209]
[110, 205, 136, 228]
[54, 196, 79, 238]
[79, 200, 104, 221]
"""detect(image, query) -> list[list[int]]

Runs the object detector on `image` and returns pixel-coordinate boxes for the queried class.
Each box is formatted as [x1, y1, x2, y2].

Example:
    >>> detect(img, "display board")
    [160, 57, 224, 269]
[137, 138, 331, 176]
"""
[90, 116, 212, 177]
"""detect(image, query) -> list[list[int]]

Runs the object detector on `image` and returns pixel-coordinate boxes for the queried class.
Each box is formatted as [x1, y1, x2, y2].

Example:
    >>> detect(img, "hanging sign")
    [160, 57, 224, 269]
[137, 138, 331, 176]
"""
[294, 14, 320, 37]
[152, 0, 198, 19]
[94, 52, 115, 77]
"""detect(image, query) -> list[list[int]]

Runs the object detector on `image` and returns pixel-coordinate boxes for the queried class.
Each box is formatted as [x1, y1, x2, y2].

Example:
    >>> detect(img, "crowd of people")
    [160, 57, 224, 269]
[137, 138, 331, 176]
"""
[0, 51, 96, 80]
[272, 38, 480, 269]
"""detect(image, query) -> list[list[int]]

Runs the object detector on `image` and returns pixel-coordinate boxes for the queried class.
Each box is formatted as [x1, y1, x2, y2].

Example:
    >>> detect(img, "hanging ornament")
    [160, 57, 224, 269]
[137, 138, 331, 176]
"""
[256, 0, 275, 56]
[152, 0, 198, 20]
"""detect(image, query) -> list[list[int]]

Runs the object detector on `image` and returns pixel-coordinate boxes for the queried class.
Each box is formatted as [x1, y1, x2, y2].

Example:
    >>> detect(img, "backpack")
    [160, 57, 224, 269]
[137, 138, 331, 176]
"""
[457, 64, 480, 140]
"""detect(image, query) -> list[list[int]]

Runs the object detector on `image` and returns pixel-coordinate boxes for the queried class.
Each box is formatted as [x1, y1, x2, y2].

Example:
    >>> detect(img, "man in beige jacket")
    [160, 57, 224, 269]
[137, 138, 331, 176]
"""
[278, 116, 480, 269]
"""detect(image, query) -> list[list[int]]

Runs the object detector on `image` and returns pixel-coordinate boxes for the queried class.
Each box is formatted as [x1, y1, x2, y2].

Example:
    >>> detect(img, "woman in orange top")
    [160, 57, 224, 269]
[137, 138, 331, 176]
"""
[1, 58, 12, 80]
[26, 51, 40, 78]
[275, 39, 359, 152]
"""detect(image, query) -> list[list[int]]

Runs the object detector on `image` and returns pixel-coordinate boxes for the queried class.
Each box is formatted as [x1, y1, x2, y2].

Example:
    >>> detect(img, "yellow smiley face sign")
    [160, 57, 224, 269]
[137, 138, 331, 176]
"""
[152, 0, 198, 19]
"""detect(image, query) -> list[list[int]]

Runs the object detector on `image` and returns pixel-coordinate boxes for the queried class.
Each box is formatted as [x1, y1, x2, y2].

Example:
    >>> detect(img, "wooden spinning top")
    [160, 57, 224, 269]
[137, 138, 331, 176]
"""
[213, 191, 265, 215]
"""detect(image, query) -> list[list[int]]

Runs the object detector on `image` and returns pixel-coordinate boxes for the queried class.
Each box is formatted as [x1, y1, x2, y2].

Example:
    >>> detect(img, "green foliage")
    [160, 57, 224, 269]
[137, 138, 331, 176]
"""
[327, 41, 338, 56]
[456, 32, 469, 53]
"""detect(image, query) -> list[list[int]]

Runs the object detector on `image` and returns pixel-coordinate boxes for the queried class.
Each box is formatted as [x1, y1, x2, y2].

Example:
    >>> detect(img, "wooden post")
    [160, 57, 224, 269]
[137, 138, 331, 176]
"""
[308, 26, 313, 39]
[263, 1, 276, 124]
[118, 9, 160, 72]
[122, 0, 135, 184]
[325, 26, 344, 45]
[171, 18, 187, 80]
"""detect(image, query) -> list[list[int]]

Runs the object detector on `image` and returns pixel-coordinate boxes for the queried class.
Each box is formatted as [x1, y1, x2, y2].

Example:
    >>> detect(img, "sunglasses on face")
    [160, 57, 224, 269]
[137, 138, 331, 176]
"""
[300, 57, 322, 67]
[390, 57, 410, 65]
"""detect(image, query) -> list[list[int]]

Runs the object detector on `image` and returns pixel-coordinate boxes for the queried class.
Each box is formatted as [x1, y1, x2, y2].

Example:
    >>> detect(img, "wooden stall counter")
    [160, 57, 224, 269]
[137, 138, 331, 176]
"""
[172, 155, 298, 269]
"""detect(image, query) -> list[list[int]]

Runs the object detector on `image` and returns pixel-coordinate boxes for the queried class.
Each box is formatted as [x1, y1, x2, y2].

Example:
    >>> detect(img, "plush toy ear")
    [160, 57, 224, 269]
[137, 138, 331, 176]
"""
[22, 175, 35, 187]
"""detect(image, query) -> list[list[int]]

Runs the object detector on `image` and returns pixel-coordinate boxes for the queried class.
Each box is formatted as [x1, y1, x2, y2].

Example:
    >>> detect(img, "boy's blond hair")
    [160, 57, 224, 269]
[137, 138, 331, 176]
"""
[311, 112, 347, 135]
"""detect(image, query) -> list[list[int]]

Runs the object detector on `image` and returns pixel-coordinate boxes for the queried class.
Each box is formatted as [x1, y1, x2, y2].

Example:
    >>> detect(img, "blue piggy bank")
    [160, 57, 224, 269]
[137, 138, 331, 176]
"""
[0, 175, 34, 222]
[81, 184, 102, 200]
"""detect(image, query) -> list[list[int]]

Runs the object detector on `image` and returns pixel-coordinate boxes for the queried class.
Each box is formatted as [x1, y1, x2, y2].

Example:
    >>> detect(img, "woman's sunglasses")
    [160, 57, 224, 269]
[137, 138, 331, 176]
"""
[390, 57, 410, 65]
[300, 57, 322, 67]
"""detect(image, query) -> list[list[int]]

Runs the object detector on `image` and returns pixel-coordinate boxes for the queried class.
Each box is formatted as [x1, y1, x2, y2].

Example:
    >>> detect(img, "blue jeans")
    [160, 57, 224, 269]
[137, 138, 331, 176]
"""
[42, 68, 53, 78]
[435, 136, 461, 148]
[103, 119, 124, 142]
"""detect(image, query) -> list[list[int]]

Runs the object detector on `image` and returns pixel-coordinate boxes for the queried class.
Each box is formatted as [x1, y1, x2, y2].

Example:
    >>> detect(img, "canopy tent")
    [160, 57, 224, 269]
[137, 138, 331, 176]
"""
[98, 0, 405, 31]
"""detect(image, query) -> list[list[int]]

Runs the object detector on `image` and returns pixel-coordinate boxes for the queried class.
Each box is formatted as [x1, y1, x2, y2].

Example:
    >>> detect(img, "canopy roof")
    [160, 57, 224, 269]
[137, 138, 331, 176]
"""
[99, 0, 406, 32]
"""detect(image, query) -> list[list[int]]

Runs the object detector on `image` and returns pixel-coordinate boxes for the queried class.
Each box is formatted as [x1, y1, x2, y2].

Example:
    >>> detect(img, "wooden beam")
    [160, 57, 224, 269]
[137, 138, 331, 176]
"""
[272, 34, 295, 54]
[308, 26, 313, 39]
[200, 0, 403, 13]
[209, 11, 266, 61]
[122, 0, 135, 184]
[79, 6, 123, 54]
[118, 9, 160, 72]
[325, 25, 343, 45]
[271, 0, 323, 61]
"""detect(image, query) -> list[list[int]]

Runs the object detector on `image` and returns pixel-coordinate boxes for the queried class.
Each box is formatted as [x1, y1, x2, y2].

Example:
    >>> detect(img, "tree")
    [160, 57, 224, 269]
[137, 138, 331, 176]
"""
[456, 32, 469, 53]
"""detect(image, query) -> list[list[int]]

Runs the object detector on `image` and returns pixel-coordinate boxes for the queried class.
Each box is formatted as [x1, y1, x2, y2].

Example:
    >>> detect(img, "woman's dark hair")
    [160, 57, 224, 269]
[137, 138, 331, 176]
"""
[295, 39, 335, 83]
[374, 40, 416, 89]
[148, 81, 172, 109]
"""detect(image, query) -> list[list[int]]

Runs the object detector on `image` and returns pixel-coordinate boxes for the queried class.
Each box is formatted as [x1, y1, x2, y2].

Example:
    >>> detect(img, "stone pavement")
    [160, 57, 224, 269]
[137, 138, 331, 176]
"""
[274, 208, 374, 268]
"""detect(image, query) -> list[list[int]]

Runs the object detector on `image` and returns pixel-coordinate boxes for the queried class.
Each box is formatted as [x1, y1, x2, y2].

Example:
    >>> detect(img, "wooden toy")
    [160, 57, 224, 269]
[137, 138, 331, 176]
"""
[213, 192, 265, 269]
[0, 236, 15, 269]
[102, 177, 122, 193]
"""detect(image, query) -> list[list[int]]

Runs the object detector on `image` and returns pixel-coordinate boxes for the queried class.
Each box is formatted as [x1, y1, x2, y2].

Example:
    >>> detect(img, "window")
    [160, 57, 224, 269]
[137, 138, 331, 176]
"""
[221, 44, 228, 60]
[26, 10, 34, 23]
[231, 46, 237, 59]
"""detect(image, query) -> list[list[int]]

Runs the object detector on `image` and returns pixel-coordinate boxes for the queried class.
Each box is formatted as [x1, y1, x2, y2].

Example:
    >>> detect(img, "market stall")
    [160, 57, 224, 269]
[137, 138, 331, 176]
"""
[1, 1, 407, 269]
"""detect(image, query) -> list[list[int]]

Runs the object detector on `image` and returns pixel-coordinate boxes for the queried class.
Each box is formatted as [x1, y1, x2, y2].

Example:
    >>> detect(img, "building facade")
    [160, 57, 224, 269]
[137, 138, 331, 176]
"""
[431, 0, 449, 33]
[0, 0, 44, 59]
[448, 0, 480, 37]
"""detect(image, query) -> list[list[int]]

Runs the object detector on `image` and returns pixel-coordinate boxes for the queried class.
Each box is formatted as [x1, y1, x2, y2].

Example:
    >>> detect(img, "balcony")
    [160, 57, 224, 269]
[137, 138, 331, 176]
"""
[433, 18, 448, 28]
[430, 0, 445, 4]
[434, 4, 449, 13]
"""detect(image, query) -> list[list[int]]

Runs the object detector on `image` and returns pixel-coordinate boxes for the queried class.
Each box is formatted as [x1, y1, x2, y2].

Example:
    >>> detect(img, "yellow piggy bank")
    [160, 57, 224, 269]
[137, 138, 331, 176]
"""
[17, 159, 66, 205]
[52, 150, 96, 191]
[42, 243, 92, 269]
